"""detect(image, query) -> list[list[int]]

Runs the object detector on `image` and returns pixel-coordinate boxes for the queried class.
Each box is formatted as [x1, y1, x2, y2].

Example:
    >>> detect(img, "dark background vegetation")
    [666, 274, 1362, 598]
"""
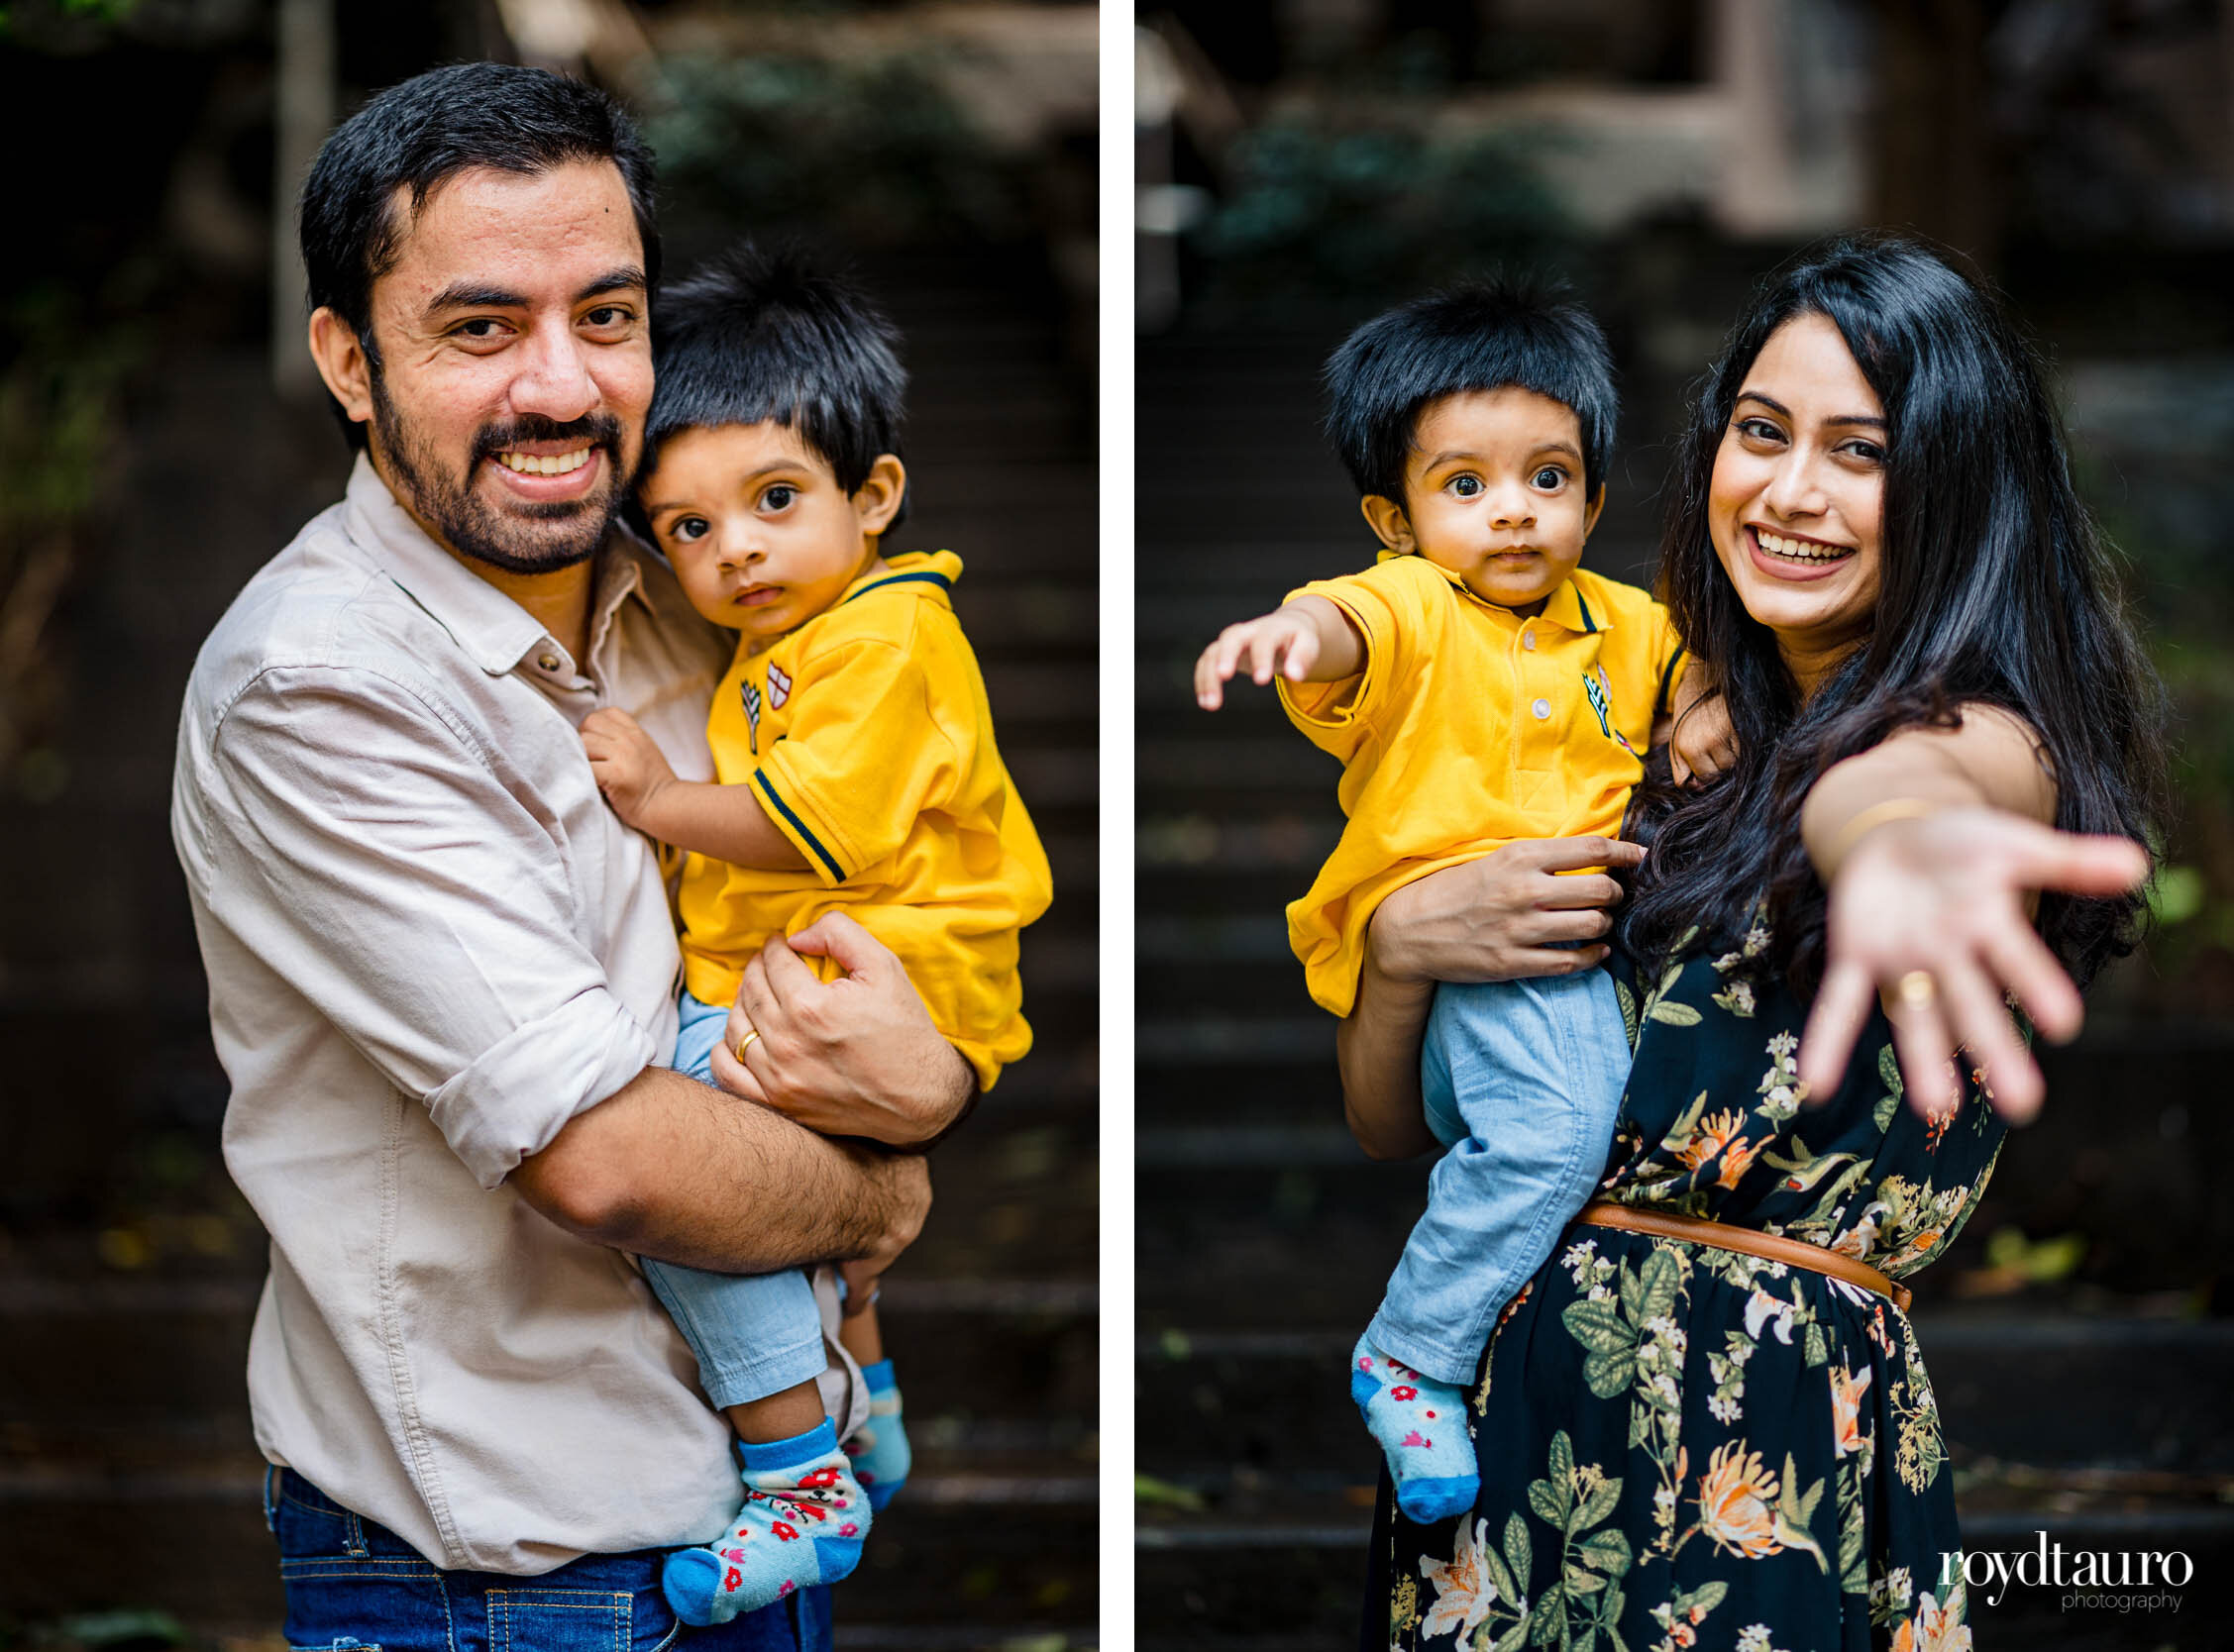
[0, 2, 1097, 1648]
[1134, 3, 2234, 1647]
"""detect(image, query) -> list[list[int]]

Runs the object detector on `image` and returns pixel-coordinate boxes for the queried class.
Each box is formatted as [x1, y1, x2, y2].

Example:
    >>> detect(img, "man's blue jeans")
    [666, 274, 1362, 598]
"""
[1365, 967, 1630, 1387]
[267, 1467, 831, 1651]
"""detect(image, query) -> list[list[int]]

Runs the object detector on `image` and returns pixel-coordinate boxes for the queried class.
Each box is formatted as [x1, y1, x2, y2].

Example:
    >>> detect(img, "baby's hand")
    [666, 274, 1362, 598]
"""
[840, 1257, 891, 1317]
[1195, 607, 1323, 710]
[581, 707, 676, 826]
[1668, 668, 1738, 786]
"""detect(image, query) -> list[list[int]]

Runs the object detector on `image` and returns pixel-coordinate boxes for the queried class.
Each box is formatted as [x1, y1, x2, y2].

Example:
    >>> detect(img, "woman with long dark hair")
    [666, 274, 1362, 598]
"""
[1341, 236, 2165, 1647]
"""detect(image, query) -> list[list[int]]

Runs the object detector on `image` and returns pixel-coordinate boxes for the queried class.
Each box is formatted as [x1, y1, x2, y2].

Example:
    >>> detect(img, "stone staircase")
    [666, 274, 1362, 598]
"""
[1132, 327, 2234, 1651]
[0, 249, 1097, 1650]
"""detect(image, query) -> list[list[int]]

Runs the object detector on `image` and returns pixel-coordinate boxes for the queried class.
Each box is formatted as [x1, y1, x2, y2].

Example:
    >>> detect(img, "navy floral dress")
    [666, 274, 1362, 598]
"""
[1368, 927, 2001, 1652]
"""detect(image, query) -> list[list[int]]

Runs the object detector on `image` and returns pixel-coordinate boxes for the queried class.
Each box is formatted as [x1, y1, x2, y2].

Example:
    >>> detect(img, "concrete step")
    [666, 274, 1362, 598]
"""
[1134, 1499, 2234, 1650]
[0, 1273, 1097, 1438]
[1135, 738, 1339, 797]
[1134, 1318, 2234, 1484]
[1136, 1016, 1333, 1069]
[0, 1001, 1100, 1235]
[1136, 860, 1332, 909]
[1137, 1157, 1423, 1334]
[0, 1270, 1098, 1636]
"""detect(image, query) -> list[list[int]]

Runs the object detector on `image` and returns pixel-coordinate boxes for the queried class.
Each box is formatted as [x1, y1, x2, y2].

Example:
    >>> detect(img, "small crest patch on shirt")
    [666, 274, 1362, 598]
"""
[1582, 669, 1638, 757]
[768, 663, 794, 709]
[741, 678, 763, 754]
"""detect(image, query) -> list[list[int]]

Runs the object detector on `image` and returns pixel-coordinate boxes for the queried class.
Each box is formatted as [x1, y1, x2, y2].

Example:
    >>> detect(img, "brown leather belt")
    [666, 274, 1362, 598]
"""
[1574, 1200, 1913, 1313]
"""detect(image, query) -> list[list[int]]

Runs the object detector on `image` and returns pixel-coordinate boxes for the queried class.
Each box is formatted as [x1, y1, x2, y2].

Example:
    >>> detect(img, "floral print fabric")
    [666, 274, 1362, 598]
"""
[1372, 933, 2002, 1651]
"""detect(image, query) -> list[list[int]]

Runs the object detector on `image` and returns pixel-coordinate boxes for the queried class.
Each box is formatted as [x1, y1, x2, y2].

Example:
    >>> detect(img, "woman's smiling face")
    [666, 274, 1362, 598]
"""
[1707, 311, 1887, 690]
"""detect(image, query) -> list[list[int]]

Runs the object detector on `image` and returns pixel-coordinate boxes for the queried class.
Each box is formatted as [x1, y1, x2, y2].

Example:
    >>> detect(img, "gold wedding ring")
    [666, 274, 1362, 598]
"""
[1895, 970, 1937, 1013]
[733, 1027, 762, 1062]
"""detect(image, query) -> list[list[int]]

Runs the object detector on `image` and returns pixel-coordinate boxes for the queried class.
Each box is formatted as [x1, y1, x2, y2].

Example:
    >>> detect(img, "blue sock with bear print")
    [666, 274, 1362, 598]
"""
[1351, 1331, 1478, 1522]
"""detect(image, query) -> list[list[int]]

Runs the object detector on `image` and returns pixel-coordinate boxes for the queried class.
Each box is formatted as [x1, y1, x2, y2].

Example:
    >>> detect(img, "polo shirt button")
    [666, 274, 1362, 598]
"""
[1522, 632, 1537, 651]
[1532, 697, 1552, 720]
[538, 653, 561, 672]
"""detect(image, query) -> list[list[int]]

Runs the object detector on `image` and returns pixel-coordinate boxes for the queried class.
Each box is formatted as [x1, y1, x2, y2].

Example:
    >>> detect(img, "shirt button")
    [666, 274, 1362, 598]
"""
[537, 653, 561, 672]
[1532, 697, 1552, 720]
[1522, 631, 1537, 651]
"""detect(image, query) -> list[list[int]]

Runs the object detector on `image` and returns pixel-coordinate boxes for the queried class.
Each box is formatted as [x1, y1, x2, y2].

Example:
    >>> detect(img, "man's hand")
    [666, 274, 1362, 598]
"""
[1668, 667, 1738, 786]
[581, 707, 676, 828]
[710, 913, 975, 1147]
[1367, 836, 1646, 986]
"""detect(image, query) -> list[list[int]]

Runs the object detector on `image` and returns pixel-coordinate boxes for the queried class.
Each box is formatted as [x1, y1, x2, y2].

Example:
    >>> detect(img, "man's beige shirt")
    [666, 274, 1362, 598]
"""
[172, 456, 864, 1574]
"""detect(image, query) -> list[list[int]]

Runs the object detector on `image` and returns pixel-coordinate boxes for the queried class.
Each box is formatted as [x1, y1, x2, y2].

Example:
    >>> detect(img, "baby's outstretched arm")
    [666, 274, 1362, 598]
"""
[1194, 595, 1364, 710]
[1665, 660, 1738, 786]
[581, 708, 808, 870]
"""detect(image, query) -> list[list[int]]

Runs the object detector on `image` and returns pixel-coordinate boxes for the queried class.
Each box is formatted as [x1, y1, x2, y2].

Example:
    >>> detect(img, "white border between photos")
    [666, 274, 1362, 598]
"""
[1097, 9, 1136, 1649]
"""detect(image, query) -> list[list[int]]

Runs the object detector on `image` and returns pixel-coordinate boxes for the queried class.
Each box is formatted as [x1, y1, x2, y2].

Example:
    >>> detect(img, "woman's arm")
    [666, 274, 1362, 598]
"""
[1797, 705, 2149, 1122]
[1334, 836, 1647, 1159]
[1336, 951, 1439, 1160]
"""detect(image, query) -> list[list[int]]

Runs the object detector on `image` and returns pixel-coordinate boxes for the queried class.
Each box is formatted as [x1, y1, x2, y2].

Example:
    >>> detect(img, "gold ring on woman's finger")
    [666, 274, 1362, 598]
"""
[1895, 970, 1937, 1013]
[733, 1027, 762, 1062]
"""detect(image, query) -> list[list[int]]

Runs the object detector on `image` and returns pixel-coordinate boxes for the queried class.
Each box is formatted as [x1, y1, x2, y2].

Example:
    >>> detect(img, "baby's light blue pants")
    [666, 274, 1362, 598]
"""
[1365, 967, 1631, 1387]
[637, 989, 828, 1410]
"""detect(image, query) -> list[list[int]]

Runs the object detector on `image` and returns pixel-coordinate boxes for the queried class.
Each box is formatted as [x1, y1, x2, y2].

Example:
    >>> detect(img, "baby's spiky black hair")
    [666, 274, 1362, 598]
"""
[643, 242, 907, 522]
[1324, 275, 1618, 505]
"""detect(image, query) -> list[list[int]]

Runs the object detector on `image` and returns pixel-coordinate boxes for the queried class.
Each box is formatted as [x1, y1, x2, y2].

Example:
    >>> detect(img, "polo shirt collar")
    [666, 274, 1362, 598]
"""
[1373, 548, 1605, 635]
[1538, 577, 1602, 636]
[837, 548, 964, 609]
[342, 452, 649, 677]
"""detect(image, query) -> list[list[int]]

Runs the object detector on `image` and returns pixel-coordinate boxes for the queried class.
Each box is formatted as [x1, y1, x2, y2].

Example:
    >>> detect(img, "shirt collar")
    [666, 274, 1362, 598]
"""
[341, 453, 648, 677]
[836, 548, 964, 610]
[1372, 548, 1605, 635]
[1538, 577, 1601, 636]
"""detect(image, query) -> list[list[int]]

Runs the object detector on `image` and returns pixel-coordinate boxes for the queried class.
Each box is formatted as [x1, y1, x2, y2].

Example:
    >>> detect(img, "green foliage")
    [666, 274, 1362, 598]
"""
[1132, 1473, 1205, 1511]
[2148, 863, 2206, 926]
[0, 0, 140, 40]
[643, 48, 1029, 250]
[1188, 111, 1569, 308]
[1983, 1225, 2087, 1284]
[0, 283, 148, 554]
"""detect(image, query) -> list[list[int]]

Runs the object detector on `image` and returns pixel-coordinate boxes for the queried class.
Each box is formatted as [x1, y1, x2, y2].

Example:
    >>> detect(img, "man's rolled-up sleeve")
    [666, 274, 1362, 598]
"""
[192, 665, 658, 1188]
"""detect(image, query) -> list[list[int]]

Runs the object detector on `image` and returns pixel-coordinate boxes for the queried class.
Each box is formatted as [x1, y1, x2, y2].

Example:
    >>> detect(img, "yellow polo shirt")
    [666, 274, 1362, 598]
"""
[678, 550, 1051, 1090]
[1277, 554, 1686, 1016]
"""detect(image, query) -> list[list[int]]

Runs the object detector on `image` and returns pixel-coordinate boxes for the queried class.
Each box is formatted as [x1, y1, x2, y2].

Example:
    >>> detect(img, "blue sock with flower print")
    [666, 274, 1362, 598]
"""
[661, 1419, 870, 1625]
[841, 1359, 911, 1511]
[1351, 1331, 1478, 1522]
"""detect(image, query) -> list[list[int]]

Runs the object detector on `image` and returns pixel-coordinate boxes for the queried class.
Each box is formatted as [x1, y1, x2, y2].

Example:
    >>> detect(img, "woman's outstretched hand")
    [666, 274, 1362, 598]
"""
[1368, 836, 1648, 984]
[1797, 809, 2149, 1124]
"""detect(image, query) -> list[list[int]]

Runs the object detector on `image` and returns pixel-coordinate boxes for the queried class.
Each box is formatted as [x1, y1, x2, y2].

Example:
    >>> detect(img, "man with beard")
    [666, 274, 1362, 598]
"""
[169, 63, 967, 1651]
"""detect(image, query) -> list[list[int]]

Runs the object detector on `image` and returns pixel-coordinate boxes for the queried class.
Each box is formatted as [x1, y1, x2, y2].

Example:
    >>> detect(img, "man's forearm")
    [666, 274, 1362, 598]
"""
[512, 1066, 924, 1272]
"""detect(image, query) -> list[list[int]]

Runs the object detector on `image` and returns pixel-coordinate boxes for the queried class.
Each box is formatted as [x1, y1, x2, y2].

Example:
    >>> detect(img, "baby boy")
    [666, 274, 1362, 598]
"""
[1196, 278, 1730, 1520]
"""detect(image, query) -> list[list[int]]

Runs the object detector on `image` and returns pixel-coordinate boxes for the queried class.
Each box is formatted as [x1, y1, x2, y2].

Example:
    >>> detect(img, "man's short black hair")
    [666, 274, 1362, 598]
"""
[1324, 277, 1618, 505]
[299, 61, 660, 450]
[642, 243, 908, 523]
